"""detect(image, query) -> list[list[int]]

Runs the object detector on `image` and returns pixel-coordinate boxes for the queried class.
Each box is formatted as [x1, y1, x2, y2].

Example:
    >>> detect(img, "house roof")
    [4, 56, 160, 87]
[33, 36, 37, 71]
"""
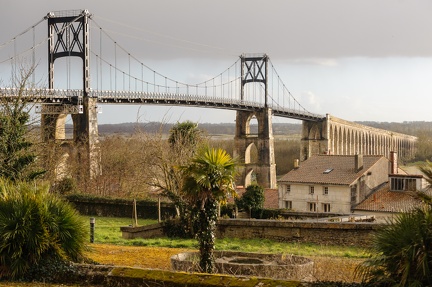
[354, 183, 431, 213]
[278, 154, 385, 186]
[230, 188, 279, 209]
[264, 189, 279, 209]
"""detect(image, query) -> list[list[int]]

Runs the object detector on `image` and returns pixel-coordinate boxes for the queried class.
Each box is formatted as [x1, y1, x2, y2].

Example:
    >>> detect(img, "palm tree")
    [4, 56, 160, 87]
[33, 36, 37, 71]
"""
[168, 121, 202, 150]
[181, 147, 237, 273]
[164, 121, 205, 218]
[416, 160, 432, 207]
[357, 205, 432, 286]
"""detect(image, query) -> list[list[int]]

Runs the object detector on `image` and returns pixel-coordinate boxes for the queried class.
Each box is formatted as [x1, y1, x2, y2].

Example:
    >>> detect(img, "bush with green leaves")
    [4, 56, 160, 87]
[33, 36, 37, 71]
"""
[357, 204, 432, 286]
[235, 184, 265, 212]
[51, 177, 78, 194]
[0, 180, 88, 279]
[0, 65, 45, 182]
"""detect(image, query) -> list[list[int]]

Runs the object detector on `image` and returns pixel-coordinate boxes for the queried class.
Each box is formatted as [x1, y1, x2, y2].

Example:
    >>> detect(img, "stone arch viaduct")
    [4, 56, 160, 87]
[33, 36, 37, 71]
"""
[301, 114, 417, 161]
[234, 111, 417, 189]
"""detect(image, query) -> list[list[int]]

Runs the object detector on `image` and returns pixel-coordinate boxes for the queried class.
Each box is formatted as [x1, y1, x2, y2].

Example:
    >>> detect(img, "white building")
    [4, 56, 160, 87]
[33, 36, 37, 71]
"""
[278, 154, 390, 214]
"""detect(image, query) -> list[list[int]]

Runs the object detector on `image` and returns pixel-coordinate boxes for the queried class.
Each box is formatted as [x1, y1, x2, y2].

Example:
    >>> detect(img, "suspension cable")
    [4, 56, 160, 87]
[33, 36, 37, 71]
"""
[0, 17, 45, 49]
[32, 26, 35, 85]
[100, 27, 103, 90]
[0, 14, 84, 65]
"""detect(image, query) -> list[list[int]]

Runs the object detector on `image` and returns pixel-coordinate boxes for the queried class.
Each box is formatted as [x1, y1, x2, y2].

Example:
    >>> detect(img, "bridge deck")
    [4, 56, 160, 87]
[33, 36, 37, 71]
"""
[0, 87, 325, 122]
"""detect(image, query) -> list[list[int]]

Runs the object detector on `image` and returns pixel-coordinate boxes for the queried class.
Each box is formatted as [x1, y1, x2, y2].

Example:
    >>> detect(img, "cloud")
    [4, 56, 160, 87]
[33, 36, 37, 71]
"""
[299, 91, 321, 112]
[290, 58, 339, 67]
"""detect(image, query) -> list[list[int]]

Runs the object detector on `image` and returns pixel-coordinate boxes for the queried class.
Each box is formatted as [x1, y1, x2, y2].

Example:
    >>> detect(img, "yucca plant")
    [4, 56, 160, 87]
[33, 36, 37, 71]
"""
[357, 204, 432, 286]
[0, 180, 87, 279]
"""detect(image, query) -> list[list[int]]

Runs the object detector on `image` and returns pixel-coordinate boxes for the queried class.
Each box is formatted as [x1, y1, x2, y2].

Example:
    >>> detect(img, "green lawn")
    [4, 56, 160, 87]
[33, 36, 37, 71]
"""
[83, 216, 369, 259]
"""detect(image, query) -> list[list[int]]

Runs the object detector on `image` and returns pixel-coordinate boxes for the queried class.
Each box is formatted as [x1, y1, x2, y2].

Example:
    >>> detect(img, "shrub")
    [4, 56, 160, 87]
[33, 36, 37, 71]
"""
[0, 180, 88, 279]
[357, 205, 432, 286]
[162, 217, 195, 239]
[235, 184, 265, 212]
[51, 177, 78, 194]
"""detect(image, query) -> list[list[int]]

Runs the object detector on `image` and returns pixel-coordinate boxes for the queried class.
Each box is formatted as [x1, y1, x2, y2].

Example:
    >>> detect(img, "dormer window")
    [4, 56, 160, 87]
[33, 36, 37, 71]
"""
[390, 177, 417, 191]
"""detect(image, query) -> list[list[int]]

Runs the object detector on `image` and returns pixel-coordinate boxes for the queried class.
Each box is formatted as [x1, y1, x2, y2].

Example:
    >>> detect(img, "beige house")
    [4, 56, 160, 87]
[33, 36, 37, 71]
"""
[353, 169, 430, 222]
[278, 154, 390, 214]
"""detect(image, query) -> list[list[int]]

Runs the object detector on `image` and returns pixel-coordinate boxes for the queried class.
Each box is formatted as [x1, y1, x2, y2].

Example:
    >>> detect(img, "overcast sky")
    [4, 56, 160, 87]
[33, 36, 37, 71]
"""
[1, 0, 432, 124]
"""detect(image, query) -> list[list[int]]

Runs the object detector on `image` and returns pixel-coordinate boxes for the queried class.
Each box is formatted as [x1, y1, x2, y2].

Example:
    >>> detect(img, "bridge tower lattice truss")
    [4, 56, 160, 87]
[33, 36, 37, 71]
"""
[41, 10, 100, 180]
[234, 55, 277, 189]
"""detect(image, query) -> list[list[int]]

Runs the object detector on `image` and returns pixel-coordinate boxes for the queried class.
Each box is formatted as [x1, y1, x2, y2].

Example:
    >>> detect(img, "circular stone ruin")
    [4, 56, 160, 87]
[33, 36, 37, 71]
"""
[171, 251, 314, 282]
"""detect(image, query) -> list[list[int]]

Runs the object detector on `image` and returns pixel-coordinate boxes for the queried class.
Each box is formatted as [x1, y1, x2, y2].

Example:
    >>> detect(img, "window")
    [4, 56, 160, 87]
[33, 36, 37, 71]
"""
[285, 185, 291, 194]
[391, 178, 404, 191]
[390, 177, 417, 191]
[284, 200, 292, 209]
[323, 186, 329, 195]
[406, 179, 416, 191]
[308, 202, 316, 212]
[322, 203, 331, 213]
[309, 186, 315, 195]
[351, 186, 357, 203]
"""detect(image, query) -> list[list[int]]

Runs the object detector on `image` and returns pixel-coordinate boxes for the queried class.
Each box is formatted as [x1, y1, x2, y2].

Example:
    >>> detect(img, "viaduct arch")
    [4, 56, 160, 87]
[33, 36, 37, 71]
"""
[301, 114, 417, 161]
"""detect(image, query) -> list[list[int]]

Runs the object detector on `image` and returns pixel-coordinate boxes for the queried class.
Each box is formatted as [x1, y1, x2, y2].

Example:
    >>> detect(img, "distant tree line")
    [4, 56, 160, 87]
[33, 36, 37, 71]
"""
[93, 120, 432, 138]
[91, 122, 302, 136]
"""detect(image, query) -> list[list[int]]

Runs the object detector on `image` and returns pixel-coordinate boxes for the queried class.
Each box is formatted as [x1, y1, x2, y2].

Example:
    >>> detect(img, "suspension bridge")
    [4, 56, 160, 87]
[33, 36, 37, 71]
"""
[0, 10, 417, 188]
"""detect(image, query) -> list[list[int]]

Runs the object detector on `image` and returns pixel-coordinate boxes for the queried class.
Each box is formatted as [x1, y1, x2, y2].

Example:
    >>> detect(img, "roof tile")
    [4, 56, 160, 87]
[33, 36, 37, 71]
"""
[355, 183, 431, 213]
[278, 154, 384, 185]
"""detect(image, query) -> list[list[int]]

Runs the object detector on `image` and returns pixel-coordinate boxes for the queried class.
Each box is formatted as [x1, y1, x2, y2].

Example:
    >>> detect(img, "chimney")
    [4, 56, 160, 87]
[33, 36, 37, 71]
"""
[390, 151, 398, 174]
[355, 154, 363, 172]
[294, 159, 299, 169]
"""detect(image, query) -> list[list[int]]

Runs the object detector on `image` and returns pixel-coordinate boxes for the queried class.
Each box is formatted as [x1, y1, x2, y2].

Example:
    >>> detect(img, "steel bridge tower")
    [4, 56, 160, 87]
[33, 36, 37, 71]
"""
[41, 10, 100, 181]
[234, 54, 276, 189]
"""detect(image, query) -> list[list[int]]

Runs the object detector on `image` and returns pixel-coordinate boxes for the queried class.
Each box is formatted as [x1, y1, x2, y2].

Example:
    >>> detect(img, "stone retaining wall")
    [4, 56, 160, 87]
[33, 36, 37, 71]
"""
[67, 197, 176, 219]
[121, 223, 164, 239]
[121, 219, 381, 247]
[216, 219, 380, 247]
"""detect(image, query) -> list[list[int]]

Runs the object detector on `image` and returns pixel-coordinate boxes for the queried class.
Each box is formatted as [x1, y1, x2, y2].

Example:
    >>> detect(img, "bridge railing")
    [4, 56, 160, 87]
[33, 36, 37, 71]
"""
[0, 87, 83, 103]
[0, 87, 325, 121]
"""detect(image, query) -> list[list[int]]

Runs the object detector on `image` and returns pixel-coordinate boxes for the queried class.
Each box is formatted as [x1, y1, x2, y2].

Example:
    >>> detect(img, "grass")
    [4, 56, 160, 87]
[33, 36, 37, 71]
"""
[84, 216, 369, 259]
[85, 216, 158, 244]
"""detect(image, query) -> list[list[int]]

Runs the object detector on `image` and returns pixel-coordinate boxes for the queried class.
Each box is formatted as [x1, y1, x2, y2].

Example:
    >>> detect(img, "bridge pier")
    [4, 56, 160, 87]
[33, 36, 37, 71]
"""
[42, 10, 100, 183]
[40, 98, 100, 181]
[300, 119, 329, 161]
[72, 97, 101, 179]
[234, 108, 276, 189]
